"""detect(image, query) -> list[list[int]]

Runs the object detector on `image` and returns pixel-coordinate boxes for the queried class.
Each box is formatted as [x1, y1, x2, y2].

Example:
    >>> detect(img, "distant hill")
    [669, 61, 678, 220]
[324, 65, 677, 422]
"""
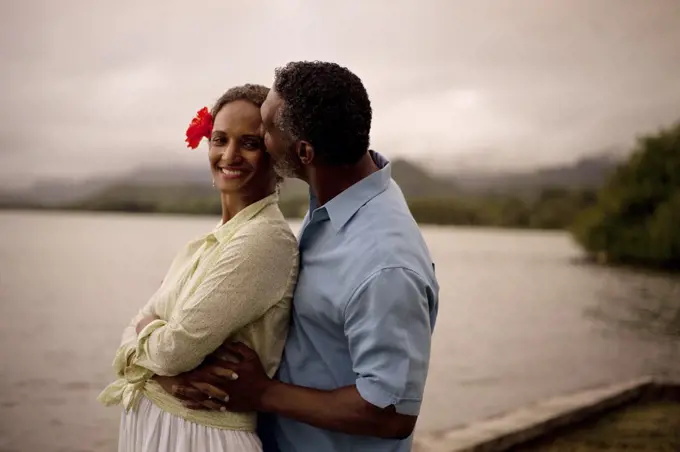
[390, 159, 457, 197]
[1, 155, 620, 209]
[255, 159, 458, 201]
[1, 159, 457, 207]
[451, 155, 619, 195]
[0, 178, 113, 207]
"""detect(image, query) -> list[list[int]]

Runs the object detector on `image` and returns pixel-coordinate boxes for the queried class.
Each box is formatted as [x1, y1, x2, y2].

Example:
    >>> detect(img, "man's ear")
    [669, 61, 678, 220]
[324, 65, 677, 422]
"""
[296, 141, 315, 165]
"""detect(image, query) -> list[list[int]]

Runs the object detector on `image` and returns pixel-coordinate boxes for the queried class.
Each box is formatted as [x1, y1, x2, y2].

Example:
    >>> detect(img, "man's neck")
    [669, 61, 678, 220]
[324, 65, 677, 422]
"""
[309, 153, 379, 206]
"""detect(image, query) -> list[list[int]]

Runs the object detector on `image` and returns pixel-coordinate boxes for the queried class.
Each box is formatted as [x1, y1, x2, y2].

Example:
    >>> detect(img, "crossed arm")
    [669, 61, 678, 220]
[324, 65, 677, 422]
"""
[136, 314, 160, 335]
[114, 225, 297, 378]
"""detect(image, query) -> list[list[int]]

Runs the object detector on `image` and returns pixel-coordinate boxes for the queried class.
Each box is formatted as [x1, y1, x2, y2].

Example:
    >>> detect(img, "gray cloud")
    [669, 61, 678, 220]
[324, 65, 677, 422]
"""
[1, 0, 679, 186]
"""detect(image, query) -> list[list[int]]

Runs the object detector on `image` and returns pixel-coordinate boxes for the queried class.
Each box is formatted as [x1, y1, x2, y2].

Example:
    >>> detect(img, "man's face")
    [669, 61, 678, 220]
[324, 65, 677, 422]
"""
[261, 89, 304, 179]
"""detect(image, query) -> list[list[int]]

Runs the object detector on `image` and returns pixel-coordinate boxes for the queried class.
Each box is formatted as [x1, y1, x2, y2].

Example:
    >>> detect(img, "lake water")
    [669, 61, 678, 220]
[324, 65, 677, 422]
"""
[0, 211, 679, 452]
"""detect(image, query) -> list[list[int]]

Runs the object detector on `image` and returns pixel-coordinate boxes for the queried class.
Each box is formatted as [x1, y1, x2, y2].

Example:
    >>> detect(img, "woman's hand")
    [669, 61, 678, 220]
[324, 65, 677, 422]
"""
[135, 314, 160, 335]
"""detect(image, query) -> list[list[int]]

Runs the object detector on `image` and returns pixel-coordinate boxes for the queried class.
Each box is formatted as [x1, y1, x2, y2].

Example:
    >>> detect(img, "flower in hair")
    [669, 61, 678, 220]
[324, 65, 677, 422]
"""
[185, 107, 213, 149]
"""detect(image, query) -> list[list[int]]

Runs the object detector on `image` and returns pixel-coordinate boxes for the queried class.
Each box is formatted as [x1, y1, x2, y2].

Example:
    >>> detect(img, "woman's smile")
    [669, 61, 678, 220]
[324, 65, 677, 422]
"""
[217, 166, 248, 180]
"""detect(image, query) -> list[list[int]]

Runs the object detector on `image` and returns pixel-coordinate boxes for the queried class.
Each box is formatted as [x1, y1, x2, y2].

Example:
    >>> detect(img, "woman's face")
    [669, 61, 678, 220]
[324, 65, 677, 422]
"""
[208, 100, 275, 195]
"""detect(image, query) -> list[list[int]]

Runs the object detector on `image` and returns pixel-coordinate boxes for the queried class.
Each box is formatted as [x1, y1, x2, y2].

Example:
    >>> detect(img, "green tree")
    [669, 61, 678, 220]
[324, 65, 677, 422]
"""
[571, 121, 680, 269]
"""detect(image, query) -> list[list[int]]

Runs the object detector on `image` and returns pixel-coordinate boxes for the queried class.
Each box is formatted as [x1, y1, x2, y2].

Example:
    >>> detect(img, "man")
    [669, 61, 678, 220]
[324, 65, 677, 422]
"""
[173, 61, 439, 451]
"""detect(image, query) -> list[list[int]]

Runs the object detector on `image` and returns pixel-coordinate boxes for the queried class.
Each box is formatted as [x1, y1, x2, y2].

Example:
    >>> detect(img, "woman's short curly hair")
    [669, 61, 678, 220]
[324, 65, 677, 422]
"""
[211, 84, 270, 118]
[273, 61, 372, 166]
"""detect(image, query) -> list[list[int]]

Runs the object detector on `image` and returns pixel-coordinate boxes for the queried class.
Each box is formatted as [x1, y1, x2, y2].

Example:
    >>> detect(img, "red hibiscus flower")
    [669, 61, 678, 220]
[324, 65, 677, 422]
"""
[185, 107, 213, 149]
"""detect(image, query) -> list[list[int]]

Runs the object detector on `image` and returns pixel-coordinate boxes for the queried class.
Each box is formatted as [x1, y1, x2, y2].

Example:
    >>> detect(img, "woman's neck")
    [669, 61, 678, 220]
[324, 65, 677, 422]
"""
[219, 189, 273, 225]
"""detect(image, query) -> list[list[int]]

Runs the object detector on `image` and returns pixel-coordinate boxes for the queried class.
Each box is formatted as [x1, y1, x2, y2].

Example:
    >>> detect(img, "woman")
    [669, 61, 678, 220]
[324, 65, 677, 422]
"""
[98, 84, 299, 452]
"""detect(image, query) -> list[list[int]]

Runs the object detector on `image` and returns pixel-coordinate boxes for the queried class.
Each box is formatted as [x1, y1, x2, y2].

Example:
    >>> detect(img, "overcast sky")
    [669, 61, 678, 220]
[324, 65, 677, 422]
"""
[1, 0, 679, 186]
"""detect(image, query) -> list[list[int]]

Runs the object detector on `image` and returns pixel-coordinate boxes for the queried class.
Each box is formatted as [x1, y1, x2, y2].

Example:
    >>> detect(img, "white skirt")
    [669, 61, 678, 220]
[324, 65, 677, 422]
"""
[119, 397, 263, 452]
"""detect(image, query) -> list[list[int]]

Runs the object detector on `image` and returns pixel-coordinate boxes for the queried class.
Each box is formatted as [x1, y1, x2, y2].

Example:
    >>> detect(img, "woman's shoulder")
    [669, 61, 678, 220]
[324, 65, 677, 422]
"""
[236, 204, 298, 250]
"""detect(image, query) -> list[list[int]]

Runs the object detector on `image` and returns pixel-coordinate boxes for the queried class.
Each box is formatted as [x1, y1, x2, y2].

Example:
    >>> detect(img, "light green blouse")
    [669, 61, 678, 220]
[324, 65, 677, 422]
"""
[98, 193, 299, 431]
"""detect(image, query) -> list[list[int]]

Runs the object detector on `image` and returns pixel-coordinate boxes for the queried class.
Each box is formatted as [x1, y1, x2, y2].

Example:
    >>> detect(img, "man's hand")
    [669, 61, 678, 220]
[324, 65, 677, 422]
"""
[135, 314, 160, 334]
[173, 342, 272, 412]
[154, 375, 187, 396]
[157, 364, 240, 412]
[161, 341, 261, 412]
[169, 341, 417, 439]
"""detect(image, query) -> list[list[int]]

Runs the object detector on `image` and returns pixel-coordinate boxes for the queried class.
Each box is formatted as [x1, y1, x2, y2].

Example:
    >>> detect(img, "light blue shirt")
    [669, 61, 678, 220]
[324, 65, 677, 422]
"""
[273, 151, 439, 452]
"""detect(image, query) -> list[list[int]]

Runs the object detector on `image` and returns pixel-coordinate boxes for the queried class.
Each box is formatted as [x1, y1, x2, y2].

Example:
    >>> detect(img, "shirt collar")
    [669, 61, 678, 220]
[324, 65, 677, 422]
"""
[310, 150, 391, 231]
[211, 192, 279, 243]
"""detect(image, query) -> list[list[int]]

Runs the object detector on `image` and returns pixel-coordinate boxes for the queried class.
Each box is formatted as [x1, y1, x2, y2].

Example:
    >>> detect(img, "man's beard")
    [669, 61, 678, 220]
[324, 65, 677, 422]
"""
[273, 147, 303, 179]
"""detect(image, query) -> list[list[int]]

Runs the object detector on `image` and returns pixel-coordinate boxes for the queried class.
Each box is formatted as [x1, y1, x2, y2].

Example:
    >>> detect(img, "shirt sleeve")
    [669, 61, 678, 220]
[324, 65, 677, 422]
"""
[109, 296, 159, 377]
[130, 222, 298, 376]
[117, 242, 198, 356]
[344, 267, 436, 416]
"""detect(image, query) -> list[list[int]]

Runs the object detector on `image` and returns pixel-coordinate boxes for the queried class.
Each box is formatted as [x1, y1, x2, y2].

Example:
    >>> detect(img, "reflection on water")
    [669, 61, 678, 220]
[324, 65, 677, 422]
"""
[0, 211, 679, 451]
[585, 270, 680, 339]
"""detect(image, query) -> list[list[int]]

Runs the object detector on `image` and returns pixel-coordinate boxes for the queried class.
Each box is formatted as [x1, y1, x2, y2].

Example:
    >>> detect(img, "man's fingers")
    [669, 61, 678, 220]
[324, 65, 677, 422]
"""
[181, 401, 208, 410]
[221, 341, 257, 360]
[181, 400, 227, 411]
[190, 382, 231, 403]
[184, 398, 227, 412]
[172, 385, 208, 402]
[211, 348, 241, 364]
[194, 366, 237, 386]
[177, 384, 229, 412]
[208, 366, 239, 381]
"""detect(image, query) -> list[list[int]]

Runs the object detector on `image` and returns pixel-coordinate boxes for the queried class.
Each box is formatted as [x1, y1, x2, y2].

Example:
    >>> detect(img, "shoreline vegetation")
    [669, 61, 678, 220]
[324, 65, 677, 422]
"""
[2, 121, 678, 271]
[571, 121, 680, 272]
[0, 187, 599, 230]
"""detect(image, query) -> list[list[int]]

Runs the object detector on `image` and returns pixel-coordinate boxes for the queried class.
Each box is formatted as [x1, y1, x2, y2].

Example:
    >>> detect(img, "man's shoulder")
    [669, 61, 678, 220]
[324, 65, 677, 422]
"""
[343, 185, 434, 283]
[354, 182, 426, 244]
[350, 180, 417, 230]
